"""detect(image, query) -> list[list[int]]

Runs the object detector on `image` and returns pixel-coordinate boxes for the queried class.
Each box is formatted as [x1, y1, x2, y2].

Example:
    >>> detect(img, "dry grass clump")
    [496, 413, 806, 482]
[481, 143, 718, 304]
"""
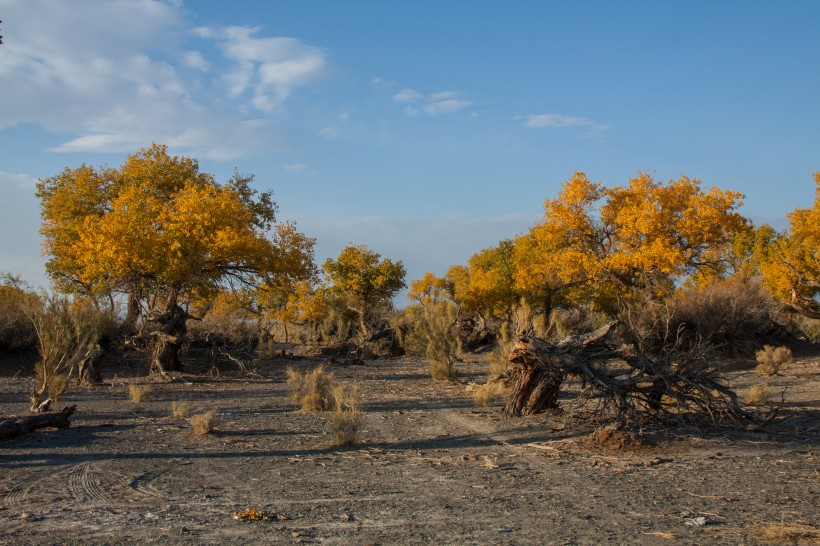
[746, 383, 771, 405]
[189, 411, 217, 436]
[169, 399, 191, 418]
[328, 383, 363, 446]
[756, 523, 820, 544]
[473, 381, 507, 407]
[287, 364, 335, 411]
[755, 345, 792, 376]
[128, 384, 151, 403]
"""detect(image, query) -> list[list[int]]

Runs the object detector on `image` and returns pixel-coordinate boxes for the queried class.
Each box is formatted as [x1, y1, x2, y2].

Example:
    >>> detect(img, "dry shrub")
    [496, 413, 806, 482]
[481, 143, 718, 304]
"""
[473, 381, 507, 407]
[189, 411, 217, 436]
[549, 307, 610, 342]
[623, 278, 779, 357]
[29, 295, 112, 412]
[170, 399, 191, 418]
[187, 291, 258, 349]
[287, 364, 335, 411]
[791, 315, 820, 343]
[746, 383, 770, 405]
[328, 383, 363, 446]
[399, 302, 460, 381]
[128, 384, 151, 403]
[755, 345, 792, 376]
[0, 274, 40, 353]
[756, 524, 820, 544]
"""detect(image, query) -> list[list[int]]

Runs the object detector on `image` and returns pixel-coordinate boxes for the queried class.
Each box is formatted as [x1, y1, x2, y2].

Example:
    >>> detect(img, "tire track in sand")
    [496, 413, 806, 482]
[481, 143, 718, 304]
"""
[67, 462, 112, 505]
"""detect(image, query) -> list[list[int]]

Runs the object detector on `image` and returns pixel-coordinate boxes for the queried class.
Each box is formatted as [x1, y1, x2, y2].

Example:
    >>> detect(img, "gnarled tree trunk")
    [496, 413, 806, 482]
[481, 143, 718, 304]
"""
[151, 304, 189, 375]
[503, 322, 616, 416]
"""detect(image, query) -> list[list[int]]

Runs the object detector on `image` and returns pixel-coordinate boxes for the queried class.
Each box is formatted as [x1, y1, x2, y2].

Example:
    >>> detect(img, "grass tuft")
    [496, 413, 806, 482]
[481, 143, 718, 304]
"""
[746, 383, 770, 405]
[287, 364, 335, 412]
[328, 383, 364, 446]
[170, 399, 191, 418]
[128, 384, 151, 403]
[189, 411, 217, 436]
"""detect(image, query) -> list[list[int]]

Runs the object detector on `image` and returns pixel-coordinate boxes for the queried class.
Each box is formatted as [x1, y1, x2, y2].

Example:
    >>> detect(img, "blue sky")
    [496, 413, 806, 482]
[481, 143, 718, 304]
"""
[1, 0, 818, 291]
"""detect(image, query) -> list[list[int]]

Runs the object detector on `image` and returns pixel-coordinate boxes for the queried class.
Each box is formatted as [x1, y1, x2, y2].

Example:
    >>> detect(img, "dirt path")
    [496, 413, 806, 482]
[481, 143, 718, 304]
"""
[1, 354, 818, 544]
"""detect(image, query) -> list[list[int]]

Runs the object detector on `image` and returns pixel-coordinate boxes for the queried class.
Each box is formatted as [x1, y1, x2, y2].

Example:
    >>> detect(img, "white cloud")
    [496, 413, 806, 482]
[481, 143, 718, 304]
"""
[423, 99, 473, 116]
[393, 88, 422, 103]
[284, 163, 310, 173]
[208, 26, 326, 111]
[182, 51, 210, 71]
[0, 1, 325, 159]
[389, 87, 473, 117]
[428, 91, 460, 101]
[317, 126, 340, 140]
[524, 114, 610, 139]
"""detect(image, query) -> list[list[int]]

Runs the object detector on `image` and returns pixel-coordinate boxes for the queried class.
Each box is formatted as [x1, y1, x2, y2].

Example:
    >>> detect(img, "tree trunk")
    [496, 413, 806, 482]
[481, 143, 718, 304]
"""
[121, 291, 141, 335]
[503, 322, 616, 417]
[151, 304, 189, 375]
[77, 344, 104, 385]
[0, 406, 77, 441]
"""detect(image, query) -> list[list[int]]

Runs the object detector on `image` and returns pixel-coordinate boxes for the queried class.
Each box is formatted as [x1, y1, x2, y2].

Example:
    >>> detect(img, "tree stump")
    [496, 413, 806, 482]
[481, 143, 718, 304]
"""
[502, 322, 616, 417]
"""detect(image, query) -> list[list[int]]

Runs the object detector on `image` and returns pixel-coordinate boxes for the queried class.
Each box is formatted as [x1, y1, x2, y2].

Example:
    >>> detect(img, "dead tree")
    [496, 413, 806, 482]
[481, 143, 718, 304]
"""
[503, 322, 744, 425]
[0, 406, 76, 441]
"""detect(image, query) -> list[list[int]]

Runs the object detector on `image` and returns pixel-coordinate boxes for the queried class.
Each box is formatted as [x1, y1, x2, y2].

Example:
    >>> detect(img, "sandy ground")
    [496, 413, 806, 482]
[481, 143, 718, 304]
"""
[0, 346, 818, 545]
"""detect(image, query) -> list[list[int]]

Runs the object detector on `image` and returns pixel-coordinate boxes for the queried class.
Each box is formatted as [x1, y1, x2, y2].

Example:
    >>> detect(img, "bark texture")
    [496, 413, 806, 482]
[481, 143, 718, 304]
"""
[0, 405, 77, 441]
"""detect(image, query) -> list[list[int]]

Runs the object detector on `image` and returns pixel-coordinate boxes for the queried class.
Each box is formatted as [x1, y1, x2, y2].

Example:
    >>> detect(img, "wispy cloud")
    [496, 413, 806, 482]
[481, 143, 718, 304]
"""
[317, 126, 340, 140]
[424, 99, 472, 116]
[284, 163, 312, 173]
[391, 87, 473, 117]
[0, 0, 326, 159]
[200, 25, 327, 111]
[393, 88, 423, 103]
[524, 114, 610, 139]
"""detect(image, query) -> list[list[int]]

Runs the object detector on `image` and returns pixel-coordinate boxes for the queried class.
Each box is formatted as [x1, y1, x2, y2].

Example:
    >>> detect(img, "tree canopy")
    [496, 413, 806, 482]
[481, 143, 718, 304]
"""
[761, 173, 820, 318]
[323, 245, 406, 337]
[38, 143, 316, 319]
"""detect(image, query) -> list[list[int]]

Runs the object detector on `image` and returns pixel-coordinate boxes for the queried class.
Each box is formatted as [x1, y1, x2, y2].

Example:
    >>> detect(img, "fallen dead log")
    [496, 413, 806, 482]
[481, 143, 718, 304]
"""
[502, 322, 744, 425]
[0, 405, 77, 441]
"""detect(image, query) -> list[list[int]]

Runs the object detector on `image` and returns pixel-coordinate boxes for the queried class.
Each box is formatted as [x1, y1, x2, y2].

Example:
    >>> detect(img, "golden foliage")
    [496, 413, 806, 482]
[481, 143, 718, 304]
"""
[323, 245, 405, 336]
[760, 172, 820, 318]
[37, 143, 314, 313]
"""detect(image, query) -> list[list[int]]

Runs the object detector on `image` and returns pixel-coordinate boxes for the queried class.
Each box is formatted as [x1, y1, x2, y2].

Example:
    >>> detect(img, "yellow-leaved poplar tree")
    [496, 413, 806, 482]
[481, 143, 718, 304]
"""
[761, 173, 820, 318]
[323, 245, 406, 339]
[37, 144, 315, 374]
[482, 171, 747, 320]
